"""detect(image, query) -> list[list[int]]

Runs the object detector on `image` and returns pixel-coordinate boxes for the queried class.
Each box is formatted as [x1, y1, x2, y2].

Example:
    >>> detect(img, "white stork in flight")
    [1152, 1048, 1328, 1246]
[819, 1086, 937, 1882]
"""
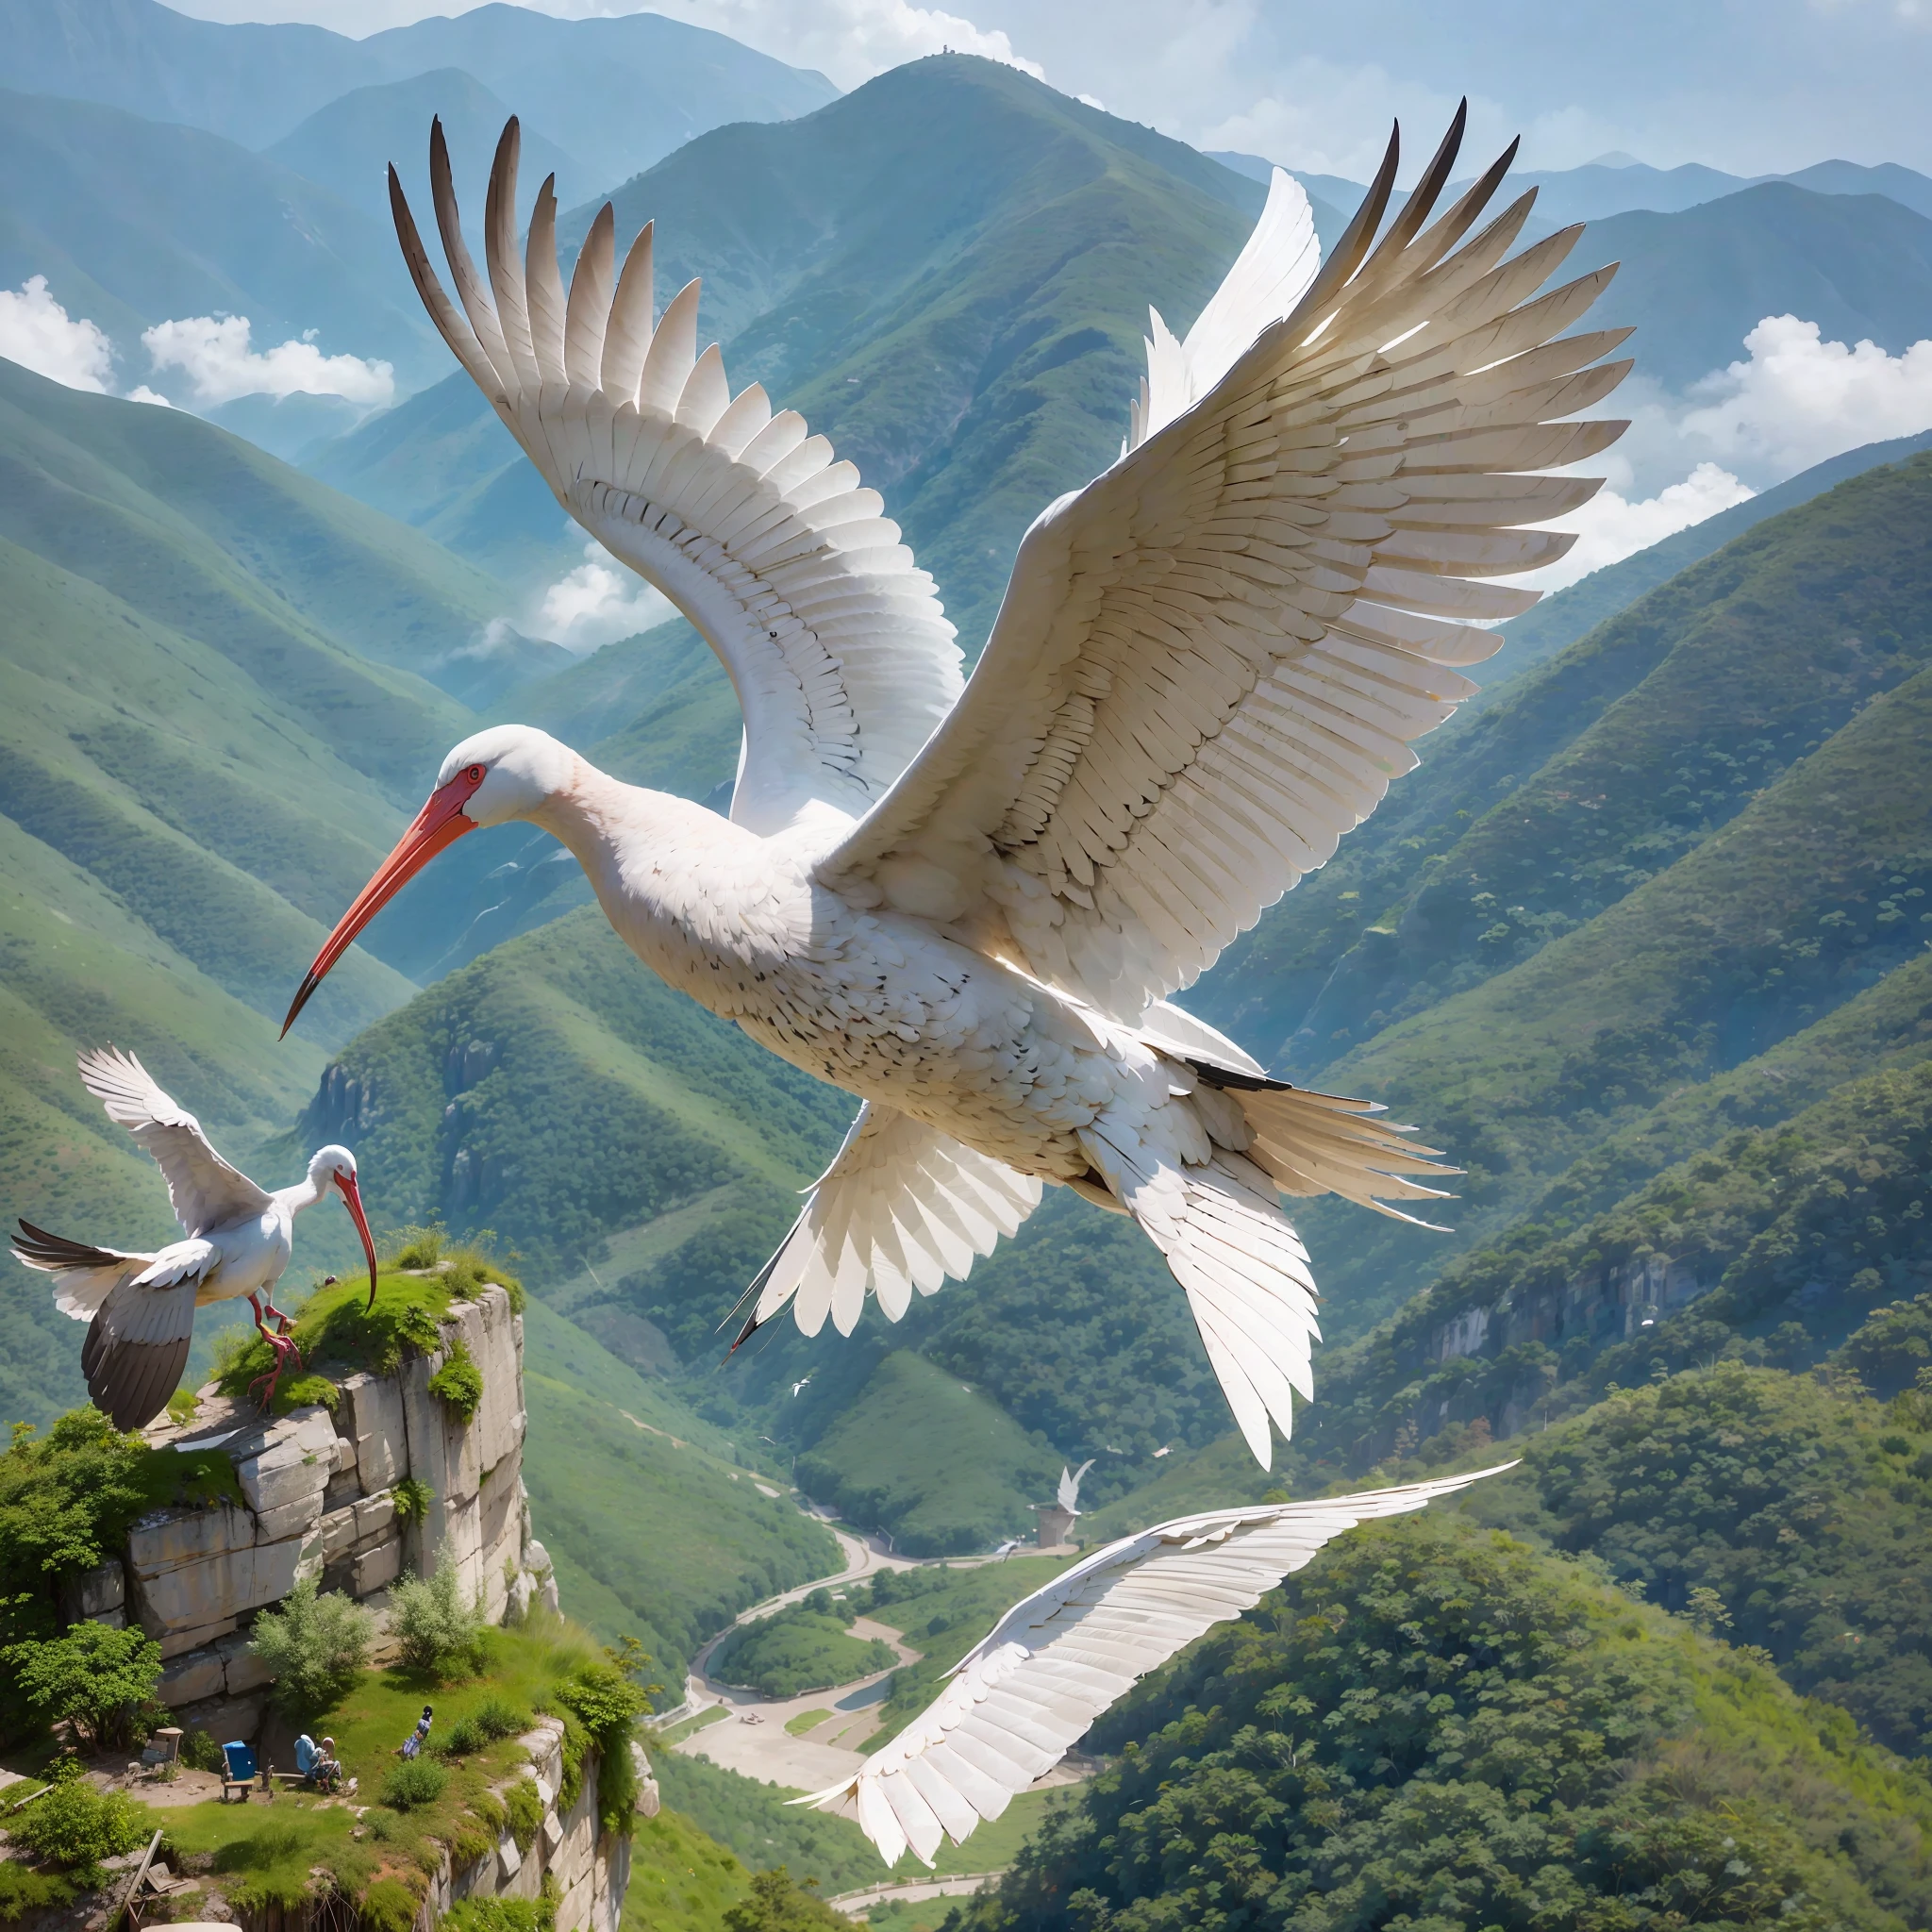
[11, 1049, 378, 1430]
[288, 106, 1627, 1465]
[801, 1463, 1514, 1867]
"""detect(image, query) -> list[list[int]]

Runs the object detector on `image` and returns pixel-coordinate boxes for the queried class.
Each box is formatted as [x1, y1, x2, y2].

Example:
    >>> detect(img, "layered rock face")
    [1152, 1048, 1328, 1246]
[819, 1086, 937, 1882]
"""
[424, 1718, 653, 1932]
[98, 1285, 554, 1744]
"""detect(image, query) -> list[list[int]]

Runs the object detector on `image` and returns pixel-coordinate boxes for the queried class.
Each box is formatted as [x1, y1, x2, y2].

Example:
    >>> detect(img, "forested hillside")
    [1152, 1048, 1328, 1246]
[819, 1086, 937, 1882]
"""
[955, 1507, 1932, 1932]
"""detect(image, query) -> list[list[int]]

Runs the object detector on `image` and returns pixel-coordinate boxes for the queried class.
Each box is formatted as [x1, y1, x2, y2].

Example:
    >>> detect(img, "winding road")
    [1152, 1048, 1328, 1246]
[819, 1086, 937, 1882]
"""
[665, 1504, 1004, 1788]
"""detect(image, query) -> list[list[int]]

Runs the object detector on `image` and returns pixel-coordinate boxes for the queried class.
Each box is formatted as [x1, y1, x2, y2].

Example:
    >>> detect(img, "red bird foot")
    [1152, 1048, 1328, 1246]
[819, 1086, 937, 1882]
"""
[249, 1330, 304, 1412]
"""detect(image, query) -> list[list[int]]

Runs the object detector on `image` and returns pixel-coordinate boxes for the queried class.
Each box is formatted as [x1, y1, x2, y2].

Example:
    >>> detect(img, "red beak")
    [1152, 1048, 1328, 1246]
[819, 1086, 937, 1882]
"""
[283, 768, 483, 1038]
[336, 1170, 379, 1310]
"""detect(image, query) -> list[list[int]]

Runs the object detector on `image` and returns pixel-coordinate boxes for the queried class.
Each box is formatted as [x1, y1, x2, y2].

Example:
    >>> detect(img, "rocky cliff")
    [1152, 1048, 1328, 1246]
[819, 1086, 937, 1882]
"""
[65, 1285, 549, 1742]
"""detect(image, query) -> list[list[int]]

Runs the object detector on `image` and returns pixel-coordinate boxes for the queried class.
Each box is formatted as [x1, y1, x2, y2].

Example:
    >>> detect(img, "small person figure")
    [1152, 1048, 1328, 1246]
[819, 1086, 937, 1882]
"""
[294, 1734, 318, 1779]
[397, 1706, 433, 1759]
[311, 1737, 343, 1794]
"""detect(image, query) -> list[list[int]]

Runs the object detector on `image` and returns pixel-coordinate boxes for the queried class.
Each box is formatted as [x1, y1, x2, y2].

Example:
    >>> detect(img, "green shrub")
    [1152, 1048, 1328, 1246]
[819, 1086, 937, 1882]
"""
[179, 1728, 224, 1773]
[359, 1876, 422, 1932]
[723, 1868, 848, 1932]
[378, 1758, 448, 1811]
[388, 1224, 447, 1271]
[9, 1621, 161, 1750]
[554, 1664, 649, 1835]
[248, 1577, 375, 1716]
[391, 1552, 486, 1680]
[503, 1776, 545, 1856]
[7, 1780, 147, 1874]
[436, 1697, 531, 1758]
[216, 1272, 449, 1392]
[426, 1340, 484, 1424]
[0, 1407, 241, 1733]
[0, 1859, 79, 1921]
[444, 1895, 554, 1932]
[391, 1476, 433, 1524]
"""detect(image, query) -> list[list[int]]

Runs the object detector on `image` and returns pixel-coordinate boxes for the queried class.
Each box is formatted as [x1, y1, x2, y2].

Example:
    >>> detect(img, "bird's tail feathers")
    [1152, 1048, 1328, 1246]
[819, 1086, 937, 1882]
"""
[11, 1220, 149, 1319]
[1192, 1068, 1461, 1229]
[1081, 1130, 1315, 1470]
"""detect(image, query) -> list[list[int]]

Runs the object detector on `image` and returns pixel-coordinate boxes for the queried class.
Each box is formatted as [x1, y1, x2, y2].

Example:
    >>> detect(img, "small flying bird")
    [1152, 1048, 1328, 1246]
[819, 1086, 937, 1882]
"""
[1057, 1459, 1096, 1516]
[287, 108, 1626, 1466]
[801, 1464, 1512, 1866]
[10, 1049, 379, 1431]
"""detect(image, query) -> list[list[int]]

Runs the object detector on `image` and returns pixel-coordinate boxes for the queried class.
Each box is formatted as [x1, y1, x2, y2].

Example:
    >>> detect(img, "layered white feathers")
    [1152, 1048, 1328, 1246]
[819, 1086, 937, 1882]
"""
[746, 1105, 1042, 1338]
[1129, 167, 1321, 452]
[75, 1047, 272, 1237]
[390, 120, 963, 837]
[800, 1464, 1515, 1867]
[823, 108, 1630, 1021]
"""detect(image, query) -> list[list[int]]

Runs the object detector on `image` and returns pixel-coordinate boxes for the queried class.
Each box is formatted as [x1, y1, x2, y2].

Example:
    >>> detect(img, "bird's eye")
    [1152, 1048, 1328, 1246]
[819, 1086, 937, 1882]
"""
[466, 764, 485, 783]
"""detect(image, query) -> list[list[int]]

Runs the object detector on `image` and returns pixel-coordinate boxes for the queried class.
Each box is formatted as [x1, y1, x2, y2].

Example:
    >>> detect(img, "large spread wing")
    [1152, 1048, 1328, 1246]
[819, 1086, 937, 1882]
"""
[819, 108, 1629, 1020]
[391, 118, 963, 837]
[737, 1104, 1041, 1342]
[76, 1048, 271, 1238]
[801, 1464, 1515, 1866]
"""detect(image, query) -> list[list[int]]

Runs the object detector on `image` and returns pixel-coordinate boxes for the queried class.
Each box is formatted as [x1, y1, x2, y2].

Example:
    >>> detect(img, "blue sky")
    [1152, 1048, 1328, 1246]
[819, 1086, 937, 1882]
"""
[171, 0, 1931, 178]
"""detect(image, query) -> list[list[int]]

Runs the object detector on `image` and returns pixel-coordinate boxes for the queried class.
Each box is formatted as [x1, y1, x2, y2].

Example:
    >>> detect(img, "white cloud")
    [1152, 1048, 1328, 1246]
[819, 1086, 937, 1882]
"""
[141, 315, 395, 408]
[123, 386, 174, 408]
[0, 276, 113, 392]
[1677, 314, 1932, 477]
[525, 541, 675, 653]
[1526, 462, 1756, 593]
[638, 0, 1041, 88]
[1521, 312, 1932, 593]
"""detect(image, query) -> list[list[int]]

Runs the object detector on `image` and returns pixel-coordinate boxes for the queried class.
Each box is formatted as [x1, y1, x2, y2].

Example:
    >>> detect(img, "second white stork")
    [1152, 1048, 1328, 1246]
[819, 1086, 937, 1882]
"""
[800, 1464, 1515, 1867]
[10, 1048, 379, 1430]
[285, 106, 1628, 1466]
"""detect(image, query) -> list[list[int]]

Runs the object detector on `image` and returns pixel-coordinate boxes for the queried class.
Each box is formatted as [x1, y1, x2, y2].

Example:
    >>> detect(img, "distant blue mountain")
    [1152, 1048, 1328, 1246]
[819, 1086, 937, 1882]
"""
[265, 68, 588, 226]
[1210, 147, 1932, 232]
[3, 0, 836, 192]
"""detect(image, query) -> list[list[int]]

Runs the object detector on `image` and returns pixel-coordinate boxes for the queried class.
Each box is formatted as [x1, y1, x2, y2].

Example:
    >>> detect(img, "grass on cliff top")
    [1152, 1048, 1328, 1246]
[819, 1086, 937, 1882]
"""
[211, 1232, 524, 1410]
[147, 1613, 616, 1925]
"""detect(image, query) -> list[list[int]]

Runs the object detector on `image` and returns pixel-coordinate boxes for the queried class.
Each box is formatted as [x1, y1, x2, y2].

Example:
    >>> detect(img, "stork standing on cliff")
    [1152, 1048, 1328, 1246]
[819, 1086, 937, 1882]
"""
[11, 1048, 379, 1430]
[287, 106, 1628, 1465]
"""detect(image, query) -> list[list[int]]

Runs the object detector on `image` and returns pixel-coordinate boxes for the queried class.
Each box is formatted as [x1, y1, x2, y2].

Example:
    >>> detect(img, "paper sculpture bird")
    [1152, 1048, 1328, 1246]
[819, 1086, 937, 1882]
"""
[286, 106, 1627, 1465]
[10, 1049, 378, 1429]
[800, 1464, 1514, 1866]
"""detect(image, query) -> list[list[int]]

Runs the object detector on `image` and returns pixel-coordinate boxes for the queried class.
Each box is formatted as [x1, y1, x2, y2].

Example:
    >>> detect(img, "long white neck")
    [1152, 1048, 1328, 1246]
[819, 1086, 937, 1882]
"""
[276, 1168, 332, 1217]
[524, 758, 777, 974]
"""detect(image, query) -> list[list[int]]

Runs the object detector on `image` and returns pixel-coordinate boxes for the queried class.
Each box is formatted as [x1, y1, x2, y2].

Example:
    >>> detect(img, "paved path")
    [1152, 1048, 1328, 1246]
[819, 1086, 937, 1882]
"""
[828, 1873, 1007, 1917]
